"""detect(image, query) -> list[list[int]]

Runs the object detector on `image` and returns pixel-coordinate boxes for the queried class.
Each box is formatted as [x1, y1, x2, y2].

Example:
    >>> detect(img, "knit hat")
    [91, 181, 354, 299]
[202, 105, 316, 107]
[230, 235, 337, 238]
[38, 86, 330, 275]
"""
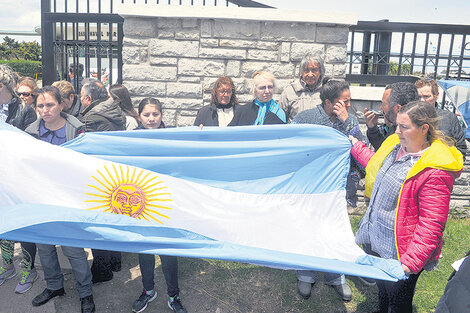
[0, 64, 18, 96]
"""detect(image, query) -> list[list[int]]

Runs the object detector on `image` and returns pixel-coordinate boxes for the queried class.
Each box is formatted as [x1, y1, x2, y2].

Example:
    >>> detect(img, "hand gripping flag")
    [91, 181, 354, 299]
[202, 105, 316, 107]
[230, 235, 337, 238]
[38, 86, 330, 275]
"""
[0, 121, 403, 281]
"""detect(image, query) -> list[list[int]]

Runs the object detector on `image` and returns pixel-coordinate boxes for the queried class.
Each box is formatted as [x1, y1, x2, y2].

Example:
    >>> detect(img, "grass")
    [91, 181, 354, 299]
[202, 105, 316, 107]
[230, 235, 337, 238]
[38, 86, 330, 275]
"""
[171, 216, 470, 313]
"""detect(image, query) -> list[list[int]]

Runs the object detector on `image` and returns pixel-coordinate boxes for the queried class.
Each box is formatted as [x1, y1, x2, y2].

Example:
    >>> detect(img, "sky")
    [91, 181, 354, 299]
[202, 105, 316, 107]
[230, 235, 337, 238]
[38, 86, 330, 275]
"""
[0, 0, 469, 43]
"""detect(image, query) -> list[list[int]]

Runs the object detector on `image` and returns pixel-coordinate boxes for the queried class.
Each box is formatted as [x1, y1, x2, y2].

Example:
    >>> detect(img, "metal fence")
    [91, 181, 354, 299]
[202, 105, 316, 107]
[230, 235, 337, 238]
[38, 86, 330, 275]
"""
[347, 20, 470, 86]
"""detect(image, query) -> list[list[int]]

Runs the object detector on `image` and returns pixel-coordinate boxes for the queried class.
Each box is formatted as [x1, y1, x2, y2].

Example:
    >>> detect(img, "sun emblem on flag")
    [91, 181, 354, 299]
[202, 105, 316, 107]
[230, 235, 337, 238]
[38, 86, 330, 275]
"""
[85, 164, 172, 224]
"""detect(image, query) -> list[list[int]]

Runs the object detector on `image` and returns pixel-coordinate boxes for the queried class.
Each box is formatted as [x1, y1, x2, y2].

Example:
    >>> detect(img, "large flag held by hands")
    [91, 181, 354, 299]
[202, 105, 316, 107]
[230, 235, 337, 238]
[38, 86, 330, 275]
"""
[0, 121, 404, 281]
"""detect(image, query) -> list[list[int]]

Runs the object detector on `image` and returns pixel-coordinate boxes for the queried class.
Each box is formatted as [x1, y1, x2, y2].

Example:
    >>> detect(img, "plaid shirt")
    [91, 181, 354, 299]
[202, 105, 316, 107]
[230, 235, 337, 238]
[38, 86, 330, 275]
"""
[356, 145, 420, 259]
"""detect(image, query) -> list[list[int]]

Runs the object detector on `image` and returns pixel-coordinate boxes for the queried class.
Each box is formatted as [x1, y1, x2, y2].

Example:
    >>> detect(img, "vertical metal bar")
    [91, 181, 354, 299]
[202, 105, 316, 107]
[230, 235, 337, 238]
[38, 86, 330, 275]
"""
[410, 33, 417, 74]
[457, 35, 466, 80]
[398, 32, 405, 75]
[87, 0, 90, 13]
[361, 31, 371, 75]
[65, 0, 68, 12]
[96, 21, 102, 85]
[53, 0, 57, 12]
[422, 33, 429, 75]
[108, 22, 113, 86]
[98, 0, 101, 14]
[433, 33, 442, 79]
[76, 0, 79, 12]
[42, 0, 56, 85]
[110, 0, 113, 13]
[85, 22, 90, 79]
[117, 21, 123, 84]
[349, 31, 355, 74]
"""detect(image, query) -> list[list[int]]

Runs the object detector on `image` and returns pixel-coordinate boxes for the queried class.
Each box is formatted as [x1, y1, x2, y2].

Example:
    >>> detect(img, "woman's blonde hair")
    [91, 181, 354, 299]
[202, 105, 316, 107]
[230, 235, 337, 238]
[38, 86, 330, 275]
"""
[251, 71, 276, 97]
[399, 100, 451, 146]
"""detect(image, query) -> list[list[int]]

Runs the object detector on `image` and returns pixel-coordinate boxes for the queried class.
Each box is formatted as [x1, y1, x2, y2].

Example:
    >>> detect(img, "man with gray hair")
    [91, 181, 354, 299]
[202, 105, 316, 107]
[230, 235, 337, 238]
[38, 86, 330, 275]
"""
[80, 79, 125, 132]
[0, 64, 36, 130]
[280, 53, 325, 122]
[364, 82, 419, 150]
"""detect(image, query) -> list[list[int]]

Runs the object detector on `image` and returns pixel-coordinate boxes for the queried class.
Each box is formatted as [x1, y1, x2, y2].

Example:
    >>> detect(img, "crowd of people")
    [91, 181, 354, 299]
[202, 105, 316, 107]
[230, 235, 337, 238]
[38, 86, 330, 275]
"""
[0, 51, 467, 313]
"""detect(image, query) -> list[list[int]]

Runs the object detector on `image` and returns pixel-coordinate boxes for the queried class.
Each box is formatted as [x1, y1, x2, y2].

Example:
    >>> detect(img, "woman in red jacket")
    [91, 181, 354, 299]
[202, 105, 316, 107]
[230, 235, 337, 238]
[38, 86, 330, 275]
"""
[350, 100, 463, 313]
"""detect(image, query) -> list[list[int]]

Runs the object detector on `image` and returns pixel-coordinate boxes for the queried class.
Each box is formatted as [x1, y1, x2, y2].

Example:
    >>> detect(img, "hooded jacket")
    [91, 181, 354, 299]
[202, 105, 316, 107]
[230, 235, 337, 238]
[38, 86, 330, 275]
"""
[80, 98, 125, 132]
[352, 134, 463, 273]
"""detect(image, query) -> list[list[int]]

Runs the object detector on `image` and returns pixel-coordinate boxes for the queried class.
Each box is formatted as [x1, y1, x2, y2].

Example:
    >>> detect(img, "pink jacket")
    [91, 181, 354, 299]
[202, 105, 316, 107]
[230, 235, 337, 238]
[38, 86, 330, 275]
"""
[351, 135, 463, 273]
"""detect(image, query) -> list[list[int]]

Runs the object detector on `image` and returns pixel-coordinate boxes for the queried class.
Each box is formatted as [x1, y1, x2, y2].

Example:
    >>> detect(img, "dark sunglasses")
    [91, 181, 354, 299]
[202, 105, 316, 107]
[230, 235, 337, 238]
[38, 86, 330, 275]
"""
[18, 92, 32, 97]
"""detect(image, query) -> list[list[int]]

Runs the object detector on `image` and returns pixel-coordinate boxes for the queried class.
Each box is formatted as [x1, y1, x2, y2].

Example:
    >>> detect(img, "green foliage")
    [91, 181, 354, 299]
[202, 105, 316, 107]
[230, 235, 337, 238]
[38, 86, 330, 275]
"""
[0, 59, 42, 79]
[0, 36, 41, 61]
[388, 61, 411, 75]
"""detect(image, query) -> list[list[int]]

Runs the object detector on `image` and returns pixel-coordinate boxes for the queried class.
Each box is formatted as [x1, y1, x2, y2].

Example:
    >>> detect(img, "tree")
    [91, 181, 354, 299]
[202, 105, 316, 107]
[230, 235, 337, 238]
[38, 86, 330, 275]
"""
[388, 61, 411, 75]
[0, 36, 41, 61]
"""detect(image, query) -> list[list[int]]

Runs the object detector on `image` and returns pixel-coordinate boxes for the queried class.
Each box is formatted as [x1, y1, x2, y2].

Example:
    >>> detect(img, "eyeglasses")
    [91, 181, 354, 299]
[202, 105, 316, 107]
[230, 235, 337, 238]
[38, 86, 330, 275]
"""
[18, 92, 32, 97]
[217, 89, 232, 95]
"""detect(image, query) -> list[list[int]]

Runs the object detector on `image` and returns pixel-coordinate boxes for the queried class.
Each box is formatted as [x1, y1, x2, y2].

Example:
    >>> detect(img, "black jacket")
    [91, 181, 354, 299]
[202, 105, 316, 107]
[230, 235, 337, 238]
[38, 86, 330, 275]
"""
[6, 96, 37, 131]
[80, 98, 126, 132]
[435, 251, 470, 313]
[228, 101, 286, 126]
[194, 102, 239, 126]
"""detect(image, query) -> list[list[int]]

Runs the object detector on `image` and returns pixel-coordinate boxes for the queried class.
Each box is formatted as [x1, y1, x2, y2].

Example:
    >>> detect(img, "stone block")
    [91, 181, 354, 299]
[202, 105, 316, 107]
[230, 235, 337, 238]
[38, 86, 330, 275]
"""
[179, 76, 201, 83]
[162, 98, 202, 110]
[162, 109, 177, 127]
[237, 94, 253, 104]
[261, 22, 316, 42]
[149, 39, 199, 57]
[123, 18, 156, 38]
[219, 39, 279, 50]
[213, 20, 260, 39]
[158, 30, 175, 39]
[199, 47, 246, 60]
[178, 59, 225, 77]
[175, 29, 200, 40]
[157, 17, 181, 29]
[247, 49, 278, 61]
[123, 65, 177, 82]
[290, 43, 324, 61]
[150, 57, 178, 66]
[333, 63, 347, 77]
[201, 19, 213, 37]
[226, 60, 241, 77]
[240, 62, 295, 79]
[276, 79, 292, 92]
[201, 38, 219, 47]
[123, 38, 150, 47]
[123, 47, 148, 64]
[316, 26, 349, 44]
[182, 19, 198, 28]
[167, 82, 202, 98]
[124, 81, 166, 97]
[326, 45, 348, 63]
[280, 42, 290, 62]
[177, 113, 199, 127]
[232, 77, 251, 94]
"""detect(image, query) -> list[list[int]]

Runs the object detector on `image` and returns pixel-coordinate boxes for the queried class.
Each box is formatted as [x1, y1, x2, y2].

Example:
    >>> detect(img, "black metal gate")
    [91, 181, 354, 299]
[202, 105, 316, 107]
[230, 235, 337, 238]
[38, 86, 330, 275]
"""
[40, 0, 271, 90]
[41, 0, 123, 91]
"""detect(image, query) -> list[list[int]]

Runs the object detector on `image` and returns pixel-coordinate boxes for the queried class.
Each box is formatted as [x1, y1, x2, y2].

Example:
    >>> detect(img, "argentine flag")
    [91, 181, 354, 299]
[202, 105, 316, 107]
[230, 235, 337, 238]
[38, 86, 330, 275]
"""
[0, 121, 401, 281]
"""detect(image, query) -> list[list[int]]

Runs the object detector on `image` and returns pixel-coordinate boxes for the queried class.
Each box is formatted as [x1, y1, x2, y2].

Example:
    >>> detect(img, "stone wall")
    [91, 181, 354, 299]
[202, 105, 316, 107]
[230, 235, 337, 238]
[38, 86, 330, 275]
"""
[119, 5, 356, 127]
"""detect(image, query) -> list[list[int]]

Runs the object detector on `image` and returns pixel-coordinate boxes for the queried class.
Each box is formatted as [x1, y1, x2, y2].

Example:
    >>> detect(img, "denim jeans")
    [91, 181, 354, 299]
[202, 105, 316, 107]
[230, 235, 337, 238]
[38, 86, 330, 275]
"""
[296, 270, 345, 286]
[37, 244, 92, 298]
[138, 254, 180, 297]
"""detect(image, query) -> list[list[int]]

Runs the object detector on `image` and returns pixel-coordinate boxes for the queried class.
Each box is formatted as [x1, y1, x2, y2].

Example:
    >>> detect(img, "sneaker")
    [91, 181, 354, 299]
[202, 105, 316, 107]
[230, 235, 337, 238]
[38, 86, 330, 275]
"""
[358, 276, 376, 286]
[15, 268, 38, 294]
[168, 295, 187, 313]
[331, 283, 352, 302]
[0, 264, 16, 286]
[297, 280, 313, 299]
[132, 290, 157, 313]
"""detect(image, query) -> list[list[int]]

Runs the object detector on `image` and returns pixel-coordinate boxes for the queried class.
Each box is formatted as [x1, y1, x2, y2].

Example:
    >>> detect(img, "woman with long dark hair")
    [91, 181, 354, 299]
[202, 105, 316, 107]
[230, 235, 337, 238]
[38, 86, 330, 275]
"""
[109, 84, 139, 130]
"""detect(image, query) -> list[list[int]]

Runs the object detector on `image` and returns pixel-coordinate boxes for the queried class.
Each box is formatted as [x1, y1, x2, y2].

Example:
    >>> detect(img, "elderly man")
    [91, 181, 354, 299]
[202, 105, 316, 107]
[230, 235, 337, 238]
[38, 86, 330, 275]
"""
[364, 82, 419, 150]
[80, 79, 125, 132]
[415, 78, 466, 157]
[280, 53, 325, 122]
